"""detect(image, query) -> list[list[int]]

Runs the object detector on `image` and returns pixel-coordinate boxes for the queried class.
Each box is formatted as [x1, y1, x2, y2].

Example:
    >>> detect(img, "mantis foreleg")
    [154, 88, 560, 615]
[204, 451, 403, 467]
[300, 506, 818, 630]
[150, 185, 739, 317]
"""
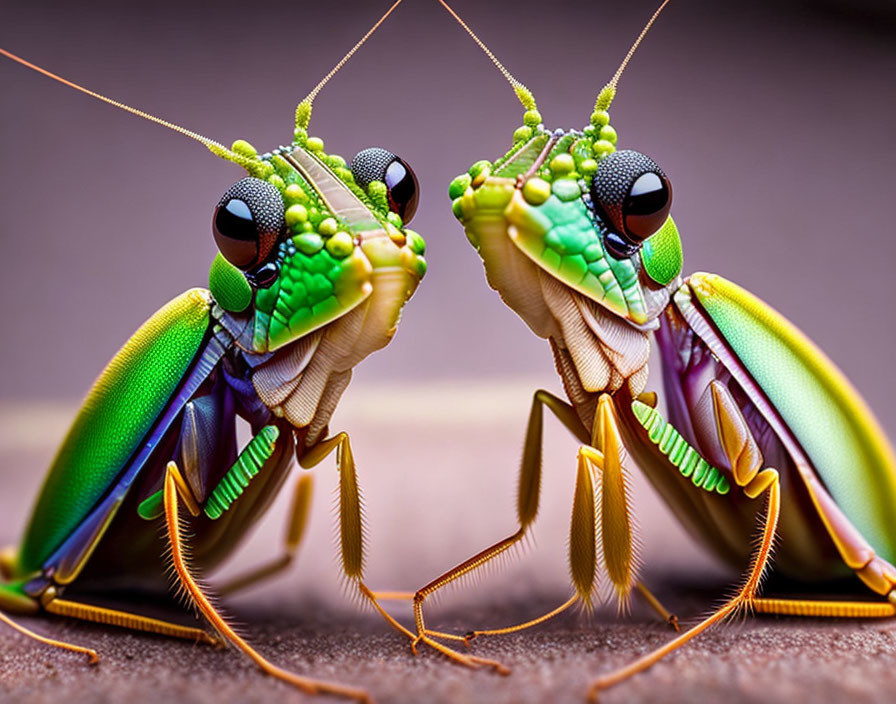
[299, 431, 417, 641]
[587, 382, 783, 698]
[467, 394, 676, 643]
[162, 461, 372, 702]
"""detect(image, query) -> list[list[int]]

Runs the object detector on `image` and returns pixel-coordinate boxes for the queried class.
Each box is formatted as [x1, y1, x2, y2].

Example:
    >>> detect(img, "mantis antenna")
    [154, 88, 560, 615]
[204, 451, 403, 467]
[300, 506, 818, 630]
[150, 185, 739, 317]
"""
[435, 0, 538, 114]
[295, 0, 407, 132]
[593, 0, 673, 116]
[0, 46, 257, 172]
[0, 0, 409, 173]
[435, 0, 671, 122]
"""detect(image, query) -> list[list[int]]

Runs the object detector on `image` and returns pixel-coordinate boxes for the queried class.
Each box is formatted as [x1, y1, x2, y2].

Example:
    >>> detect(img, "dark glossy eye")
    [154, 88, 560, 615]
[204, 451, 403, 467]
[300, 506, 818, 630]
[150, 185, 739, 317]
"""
[351, 147, 419, 223]
[246, 261, 280, 289]
[212, 177, 284, 270]
[590, 150, 672, 246]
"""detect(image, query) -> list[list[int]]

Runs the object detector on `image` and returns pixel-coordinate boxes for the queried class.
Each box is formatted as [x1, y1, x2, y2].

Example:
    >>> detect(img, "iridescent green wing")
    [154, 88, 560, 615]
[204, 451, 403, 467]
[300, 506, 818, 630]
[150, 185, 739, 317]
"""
[16, 289, 212, 575]
[685, 272, 896, 562]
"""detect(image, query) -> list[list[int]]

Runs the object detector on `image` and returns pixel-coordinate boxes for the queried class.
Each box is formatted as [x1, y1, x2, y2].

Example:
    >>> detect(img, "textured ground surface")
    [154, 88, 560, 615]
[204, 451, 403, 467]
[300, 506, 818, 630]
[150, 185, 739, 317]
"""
[2, 384, 896, 704]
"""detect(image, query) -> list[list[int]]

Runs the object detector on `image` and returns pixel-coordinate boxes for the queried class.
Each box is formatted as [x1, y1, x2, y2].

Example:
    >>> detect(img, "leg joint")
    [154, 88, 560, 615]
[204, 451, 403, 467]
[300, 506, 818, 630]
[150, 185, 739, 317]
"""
[0, 546, 15, 581]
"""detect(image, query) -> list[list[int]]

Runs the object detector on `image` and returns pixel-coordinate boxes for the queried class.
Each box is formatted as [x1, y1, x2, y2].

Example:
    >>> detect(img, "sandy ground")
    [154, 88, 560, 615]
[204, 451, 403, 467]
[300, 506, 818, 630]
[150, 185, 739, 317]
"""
[2, 382, 896, 704]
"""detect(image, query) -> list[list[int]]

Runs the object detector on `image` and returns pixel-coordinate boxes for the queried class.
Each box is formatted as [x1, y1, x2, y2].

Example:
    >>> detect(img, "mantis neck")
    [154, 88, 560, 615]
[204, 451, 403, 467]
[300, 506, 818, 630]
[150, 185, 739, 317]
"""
[539, 269, 651, 430]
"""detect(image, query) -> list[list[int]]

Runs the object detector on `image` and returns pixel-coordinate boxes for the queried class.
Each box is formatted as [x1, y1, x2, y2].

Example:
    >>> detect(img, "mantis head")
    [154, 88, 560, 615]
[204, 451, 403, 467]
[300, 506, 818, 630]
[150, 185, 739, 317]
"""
[449, 87, 680, 329]
[0, 2, 425, 359]
[208, 136, 426, 353]
[203, 1, 425, 355]
[443, 0, 679, 330]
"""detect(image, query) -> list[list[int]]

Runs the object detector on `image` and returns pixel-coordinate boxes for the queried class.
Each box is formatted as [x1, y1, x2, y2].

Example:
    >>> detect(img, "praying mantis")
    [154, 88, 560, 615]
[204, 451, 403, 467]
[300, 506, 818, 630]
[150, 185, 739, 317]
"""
[0, 1, 426, 701]
[2, 0, 895, 702]
[400, 0, 896, 700]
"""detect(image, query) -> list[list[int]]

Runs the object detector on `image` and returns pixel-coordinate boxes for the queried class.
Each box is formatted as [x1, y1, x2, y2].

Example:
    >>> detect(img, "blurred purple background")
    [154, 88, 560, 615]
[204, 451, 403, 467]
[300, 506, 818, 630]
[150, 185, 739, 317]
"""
[1, 5, 895, 700]
[0, 0, 894, 419]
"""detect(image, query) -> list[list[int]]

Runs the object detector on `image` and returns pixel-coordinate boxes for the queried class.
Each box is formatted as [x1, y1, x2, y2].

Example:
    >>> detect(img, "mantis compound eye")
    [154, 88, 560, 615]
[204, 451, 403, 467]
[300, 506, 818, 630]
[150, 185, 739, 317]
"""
[350, 147, 420, 224]
[590, 149, 672, 249]
[213, 177, 284, 270]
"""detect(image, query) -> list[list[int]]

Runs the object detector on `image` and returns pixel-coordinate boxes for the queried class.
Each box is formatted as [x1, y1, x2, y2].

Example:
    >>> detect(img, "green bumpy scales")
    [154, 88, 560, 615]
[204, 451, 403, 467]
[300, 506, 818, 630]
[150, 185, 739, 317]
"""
[288, 131, 408, 231]
[253, 243, 372, 351]
[449, 102, 682, 306]
[506, 190, 647, 322]
[225, 133, 425, 255]
[226, 132, 417, 234]
[212, 135, 426, 353]
[448, 122, 650, 323]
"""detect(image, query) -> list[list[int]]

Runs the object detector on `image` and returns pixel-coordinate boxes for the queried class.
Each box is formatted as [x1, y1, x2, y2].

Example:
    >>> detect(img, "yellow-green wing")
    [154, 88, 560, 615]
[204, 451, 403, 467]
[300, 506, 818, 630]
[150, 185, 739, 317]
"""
[687, 273, 896, 562]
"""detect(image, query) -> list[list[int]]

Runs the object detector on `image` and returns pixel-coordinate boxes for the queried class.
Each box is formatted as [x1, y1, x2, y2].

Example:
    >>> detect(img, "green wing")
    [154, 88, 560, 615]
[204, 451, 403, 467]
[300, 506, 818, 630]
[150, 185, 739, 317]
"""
[687, 272, 896, 562]
[16, 289, 212, 576]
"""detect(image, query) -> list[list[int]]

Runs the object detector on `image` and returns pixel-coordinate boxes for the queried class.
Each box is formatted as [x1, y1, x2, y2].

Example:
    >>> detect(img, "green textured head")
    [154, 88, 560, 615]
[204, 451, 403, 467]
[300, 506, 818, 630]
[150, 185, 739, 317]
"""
[449, 102, 681, 328]
[208, 135, 426, 353]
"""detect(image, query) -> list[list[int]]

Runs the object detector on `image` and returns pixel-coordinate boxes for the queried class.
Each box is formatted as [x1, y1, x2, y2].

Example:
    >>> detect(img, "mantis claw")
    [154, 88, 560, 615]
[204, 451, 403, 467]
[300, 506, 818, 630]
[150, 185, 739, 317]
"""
[485, 659, 512, 676]
[411, 627, 510, 674]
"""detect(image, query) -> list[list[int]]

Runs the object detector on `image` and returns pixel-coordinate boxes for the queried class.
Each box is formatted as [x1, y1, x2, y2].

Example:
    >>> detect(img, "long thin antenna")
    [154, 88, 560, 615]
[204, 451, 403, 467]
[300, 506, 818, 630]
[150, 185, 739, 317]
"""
[435, 0, 537, 113]
[594, 0, 673, 114]
[0, 46, 255, 171]
[295, 0, 407, 131]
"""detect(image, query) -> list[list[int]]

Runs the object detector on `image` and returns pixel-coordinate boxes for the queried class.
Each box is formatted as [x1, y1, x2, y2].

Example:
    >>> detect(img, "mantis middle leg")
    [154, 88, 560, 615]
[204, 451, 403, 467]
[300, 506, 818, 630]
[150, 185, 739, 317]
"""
[467, 393, 677, 644]
[0, 586, 97, 664]
[298, 430, 418, 640]
[216, 473, 314, 596]
[163, 461, 372, 703]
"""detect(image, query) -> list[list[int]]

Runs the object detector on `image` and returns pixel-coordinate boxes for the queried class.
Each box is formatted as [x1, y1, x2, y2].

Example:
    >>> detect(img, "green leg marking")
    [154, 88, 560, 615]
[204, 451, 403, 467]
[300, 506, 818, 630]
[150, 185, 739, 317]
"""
[631, 401, 730, 495]
[138, 425, 280, 520]
[204, 425, 280, 519]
